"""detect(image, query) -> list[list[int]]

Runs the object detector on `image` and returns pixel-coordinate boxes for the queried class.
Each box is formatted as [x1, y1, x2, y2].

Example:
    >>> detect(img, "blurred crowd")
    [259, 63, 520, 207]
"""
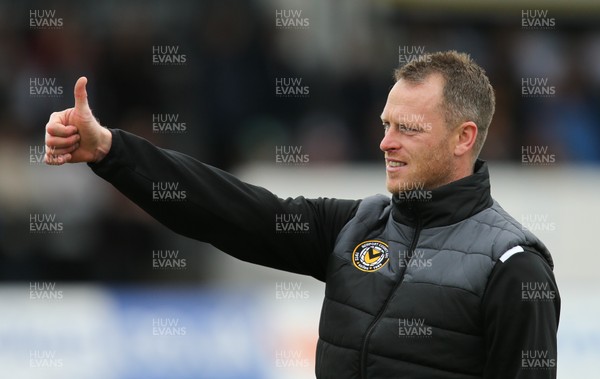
[0, 0, 599, 282]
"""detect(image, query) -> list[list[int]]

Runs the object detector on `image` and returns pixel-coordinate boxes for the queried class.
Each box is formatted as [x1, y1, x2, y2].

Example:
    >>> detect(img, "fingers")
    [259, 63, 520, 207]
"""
[46, 131, 80, 149]
[46, 143, 79, 156]
[46, 119, 78, 138]
[45, 112, 79, 166]
[44, 152, 72, 166]
[74, 76, 89, 112]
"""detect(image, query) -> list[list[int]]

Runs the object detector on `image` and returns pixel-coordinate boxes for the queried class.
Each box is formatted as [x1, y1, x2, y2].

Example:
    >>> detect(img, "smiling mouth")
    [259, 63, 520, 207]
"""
[387, 161, 406, 167]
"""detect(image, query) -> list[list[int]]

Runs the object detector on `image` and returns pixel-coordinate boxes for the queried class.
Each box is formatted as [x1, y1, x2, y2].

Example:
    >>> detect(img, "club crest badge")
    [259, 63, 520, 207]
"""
[352, 240, 389, 272]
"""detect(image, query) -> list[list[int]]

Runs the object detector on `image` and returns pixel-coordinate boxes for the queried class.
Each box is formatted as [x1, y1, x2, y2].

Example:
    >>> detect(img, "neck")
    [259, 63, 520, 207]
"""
[391, 159, 492, 228]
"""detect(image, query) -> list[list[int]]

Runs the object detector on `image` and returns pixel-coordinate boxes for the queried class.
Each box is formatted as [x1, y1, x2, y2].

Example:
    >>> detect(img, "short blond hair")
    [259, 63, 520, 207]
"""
[395, 50, 495, 159]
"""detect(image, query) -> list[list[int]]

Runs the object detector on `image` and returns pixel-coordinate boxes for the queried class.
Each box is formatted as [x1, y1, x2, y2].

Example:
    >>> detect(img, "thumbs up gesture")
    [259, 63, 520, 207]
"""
[45, 77, 112, 165]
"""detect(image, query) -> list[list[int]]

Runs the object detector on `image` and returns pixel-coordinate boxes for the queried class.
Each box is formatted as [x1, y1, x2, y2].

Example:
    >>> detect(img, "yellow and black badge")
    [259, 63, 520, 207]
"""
[352, 240, 389, 272]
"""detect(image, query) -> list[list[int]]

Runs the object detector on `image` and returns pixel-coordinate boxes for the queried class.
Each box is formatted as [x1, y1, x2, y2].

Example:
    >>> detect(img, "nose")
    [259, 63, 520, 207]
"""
[380, 126, 401, 153]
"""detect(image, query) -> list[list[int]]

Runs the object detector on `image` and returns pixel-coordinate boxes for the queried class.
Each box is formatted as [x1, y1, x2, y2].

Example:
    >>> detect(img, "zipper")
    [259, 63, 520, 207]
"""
[359, 217, 422, 379]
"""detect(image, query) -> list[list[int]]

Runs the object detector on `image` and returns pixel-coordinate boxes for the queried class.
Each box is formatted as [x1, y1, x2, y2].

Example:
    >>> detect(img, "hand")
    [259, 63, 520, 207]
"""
[45, 76, 112, 165]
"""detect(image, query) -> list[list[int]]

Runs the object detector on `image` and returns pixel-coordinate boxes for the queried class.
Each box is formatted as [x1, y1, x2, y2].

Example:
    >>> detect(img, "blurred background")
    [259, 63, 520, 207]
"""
[0, 0, 599, 378]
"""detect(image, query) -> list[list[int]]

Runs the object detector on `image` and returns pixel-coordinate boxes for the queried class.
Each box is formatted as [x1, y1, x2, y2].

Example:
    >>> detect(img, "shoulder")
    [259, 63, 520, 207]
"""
[495, 245, 555, 281]
[484, 245, 559, 310]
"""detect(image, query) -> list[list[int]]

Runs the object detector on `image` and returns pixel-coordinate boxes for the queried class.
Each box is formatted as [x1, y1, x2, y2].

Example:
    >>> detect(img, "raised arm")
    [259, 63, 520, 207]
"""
[45, 77, 360, 280]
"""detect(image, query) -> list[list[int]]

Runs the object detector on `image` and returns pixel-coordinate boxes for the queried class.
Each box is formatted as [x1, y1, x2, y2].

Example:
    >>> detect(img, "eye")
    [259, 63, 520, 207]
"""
[399, 123, 420, 135]
[382, 122, 391, 133]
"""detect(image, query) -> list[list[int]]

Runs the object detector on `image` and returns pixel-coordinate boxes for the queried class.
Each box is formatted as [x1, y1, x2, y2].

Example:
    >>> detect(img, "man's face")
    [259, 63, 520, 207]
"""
[380, 74, 457, 194]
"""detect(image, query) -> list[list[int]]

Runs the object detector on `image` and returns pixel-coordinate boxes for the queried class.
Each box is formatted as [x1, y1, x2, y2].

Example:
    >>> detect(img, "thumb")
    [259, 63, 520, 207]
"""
[74, 76, 89, 111]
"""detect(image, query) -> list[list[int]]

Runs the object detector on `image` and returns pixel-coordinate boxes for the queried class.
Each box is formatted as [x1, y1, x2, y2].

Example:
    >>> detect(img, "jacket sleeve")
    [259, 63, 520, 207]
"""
[89, 129, 360, 281]
[482, 246, 561, 379]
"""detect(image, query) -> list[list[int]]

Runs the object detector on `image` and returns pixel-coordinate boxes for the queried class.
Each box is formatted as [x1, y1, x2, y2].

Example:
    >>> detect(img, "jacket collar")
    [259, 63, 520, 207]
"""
[391, 159, 493, 228]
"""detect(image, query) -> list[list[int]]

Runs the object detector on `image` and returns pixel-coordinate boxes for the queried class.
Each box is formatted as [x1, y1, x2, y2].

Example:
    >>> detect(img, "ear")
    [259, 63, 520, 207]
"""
[453, 121, 477, 158]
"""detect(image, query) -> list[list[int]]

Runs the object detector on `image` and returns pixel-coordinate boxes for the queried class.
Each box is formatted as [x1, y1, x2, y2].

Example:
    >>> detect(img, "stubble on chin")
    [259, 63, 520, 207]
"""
[386, 154, 455, 195]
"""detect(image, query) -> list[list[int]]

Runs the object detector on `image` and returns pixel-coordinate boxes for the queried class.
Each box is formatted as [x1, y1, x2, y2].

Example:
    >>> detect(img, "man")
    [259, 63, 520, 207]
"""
[45, 51, 560, 378]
